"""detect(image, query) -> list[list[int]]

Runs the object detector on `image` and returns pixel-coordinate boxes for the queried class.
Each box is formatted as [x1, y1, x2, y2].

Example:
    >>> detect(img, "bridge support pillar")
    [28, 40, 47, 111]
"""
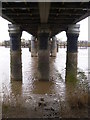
[65, 24, 80, 82]
[38, 33, 50, 80]
[8, 24, 22, 81]
[51, 36, 57, 57]
[31, 36, 38, 57]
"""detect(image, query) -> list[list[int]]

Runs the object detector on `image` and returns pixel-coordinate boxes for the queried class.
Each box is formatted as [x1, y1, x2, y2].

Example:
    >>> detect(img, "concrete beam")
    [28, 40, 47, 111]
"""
[39, 2, 50, 23]
[73, 11, 90, 23]
[2, 14, 15, 24]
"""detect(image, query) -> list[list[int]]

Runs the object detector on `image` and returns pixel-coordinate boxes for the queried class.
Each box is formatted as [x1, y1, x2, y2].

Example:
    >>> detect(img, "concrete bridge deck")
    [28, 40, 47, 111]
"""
[1, 2, 89, 81]
[2, 2, 90, 36]
[1, 2, 90, 119]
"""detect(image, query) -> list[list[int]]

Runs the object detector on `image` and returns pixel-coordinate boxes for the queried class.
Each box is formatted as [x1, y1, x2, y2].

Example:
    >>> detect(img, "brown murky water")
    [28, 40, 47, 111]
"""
[0, 47, 89, 118]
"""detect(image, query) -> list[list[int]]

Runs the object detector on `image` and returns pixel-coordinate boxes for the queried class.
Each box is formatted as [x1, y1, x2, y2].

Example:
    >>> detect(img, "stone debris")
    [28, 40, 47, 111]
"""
[51, 107, 55, 111]
[38, 101, 46, 107]
[40, 97, 44, 101]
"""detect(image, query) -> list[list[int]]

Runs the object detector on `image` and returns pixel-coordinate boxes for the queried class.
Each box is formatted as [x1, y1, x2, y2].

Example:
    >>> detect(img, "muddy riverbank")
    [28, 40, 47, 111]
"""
[0, 47, 89, 119]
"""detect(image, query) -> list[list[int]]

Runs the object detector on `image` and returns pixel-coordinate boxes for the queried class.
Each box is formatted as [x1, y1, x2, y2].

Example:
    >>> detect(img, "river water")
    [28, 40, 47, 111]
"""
[0, 46, 89, 118]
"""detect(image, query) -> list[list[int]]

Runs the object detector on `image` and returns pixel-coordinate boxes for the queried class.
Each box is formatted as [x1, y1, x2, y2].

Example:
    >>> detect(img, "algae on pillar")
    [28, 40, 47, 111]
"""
[8, 24, 22, 81]
[65, 24, 80, 82]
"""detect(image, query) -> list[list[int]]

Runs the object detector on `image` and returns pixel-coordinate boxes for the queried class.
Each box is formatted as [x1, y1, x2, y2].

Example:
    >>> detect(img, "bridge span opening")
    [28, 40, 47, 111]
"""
[0, 1, 89, 119]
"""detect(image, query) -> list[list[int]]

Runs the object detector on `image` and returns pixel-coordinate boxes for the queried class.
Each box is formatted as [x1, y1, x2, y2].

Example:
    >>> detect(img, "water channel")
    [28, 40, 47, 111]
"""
[0, 46, 89, 118]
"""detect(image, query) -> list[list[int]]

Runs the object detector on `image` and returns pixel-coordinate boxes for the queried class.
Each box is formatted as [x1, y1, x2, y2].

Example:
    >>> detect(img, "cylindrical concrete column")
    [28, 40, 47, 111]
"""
[65, 24, 80, 82]
[8, 24, 22, 81]
[31, 36, 38, 57]
[51, 36, 57, 57]
[66, 24, 80, 53]
[38, 33, 50, 80]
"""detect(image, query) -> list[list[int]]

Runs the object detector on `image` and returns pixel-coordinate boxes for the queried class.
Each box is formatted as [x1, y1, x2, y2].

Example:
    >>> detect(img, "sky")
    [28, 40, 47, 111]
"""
[56, 17, 88, 41]
[0, 16, 32, 42]
[0, 16, 88, 42]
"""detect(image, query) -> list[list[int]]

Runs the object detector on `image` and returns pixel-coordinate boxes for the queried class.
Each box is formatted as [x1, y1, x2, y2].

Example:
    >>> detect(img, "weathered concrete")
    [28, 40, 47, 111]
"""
[66, 24, 80, 53]
[8, 24, 22, 81]
[65, 52, 77, 82]
[38, 50, 49, 80]
[38, 33, 50, 80]
[65, 24, 80, 82]
[31, 36, 38, 57]
[51, 37, 57, 57]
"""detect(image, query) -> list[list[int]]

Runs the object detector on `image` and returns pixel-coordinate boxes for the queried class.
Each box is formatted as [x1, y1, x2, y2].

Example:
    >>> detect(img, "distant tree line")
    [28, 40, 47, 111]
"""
[0, 39, 30, 48]
[58, 40, 89, 48]
[0, 39, 90, 48]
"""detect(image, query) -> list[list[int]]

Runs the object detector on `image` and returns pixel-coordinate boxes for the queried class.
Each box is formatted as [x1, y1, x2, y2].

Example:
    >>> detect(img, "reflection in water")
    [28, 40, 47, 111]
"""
[22, 55, 64, 95]
[32, 81, 54, 94]
[1, 47, 88, 118]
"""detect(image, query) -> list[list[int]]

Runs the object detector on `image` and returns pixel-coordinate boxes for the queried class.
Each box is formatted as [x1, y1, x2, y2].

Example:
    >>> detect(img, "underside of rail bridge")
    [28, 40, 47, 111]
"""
[2, 2, 90, 80]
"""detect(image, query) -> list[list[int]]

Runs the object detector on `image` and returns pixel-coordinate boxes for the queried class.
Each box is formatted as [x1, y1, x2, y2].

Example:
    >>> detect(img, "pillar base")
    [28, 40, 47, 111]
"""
[65, 52, 77, 82]
[10, 51, 22, 81]
[38, 50, 49, 80]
